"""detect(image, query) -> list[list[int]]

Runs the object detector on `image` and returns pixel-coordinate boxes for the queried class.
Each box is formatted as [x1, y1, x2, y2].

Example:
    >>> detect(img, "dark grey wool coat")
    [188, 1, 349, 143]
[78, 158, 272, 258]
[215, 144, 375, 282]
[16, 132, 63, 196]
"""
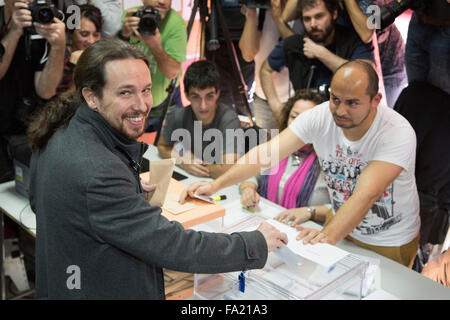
[29, 104, 267, 299]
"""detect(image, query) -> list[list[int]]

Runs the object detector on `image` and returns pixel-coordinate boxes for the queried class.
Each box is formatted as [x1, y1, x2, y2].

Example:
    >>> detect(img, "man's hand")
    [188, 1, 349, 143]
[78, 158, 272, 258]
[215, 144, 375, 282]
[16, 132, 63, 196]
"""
[9, 0, 33, 37]
[179, 181, 217, 204]
[140, 178, 156, 202]
[270, 0, 283, 20]
[122, 9, 139, 38]
[275, 207, 312, 227]
[35, 18, 66, 49]
[295, 225, 329, 244]
[177, 150, 210, 177]
[303, 37, 325, 59]
[243, 5, 257, 17]
[257, 221, 288, 252]
[240, 185, 260, 208]
[140, 27, 162, 51]
[179, 162, 210, 177]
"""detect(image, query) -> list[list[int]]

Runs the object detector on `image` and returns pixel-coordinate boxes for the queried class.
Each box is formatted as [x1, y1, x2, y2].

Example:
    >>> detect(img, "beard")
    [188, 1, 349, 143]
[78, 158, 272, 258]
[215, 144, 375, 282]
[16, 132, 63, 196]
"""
[332, 108, 371, 129]
[307, 21, 335, 43]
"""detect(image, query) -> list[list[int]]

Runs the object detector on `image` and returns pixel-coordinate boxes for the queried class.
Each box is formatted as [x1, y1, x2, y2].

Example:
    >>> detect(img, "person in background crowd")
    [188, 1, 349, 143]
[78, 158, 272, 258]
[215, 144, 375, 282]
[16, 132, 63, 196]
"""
[239, 0, 303, 130]
[260, 0, 374, 117]
[57, 4, 102, 94]
[158, 60, 241, 179]
[69, 0, 123, 37]
[239, 89, 332, 227]
[405, 1, 450, 95]
[182, 61, 421, 268]
[0, 0, 66, 182]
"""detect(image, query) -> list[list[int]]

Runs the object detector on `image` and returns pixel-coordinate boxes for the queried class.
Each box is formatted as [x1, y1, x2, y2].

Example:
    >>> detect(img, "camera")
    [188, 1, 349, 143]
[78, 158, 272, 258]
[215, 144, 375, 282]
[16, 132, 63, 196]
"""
[380, 0, 450, 29]
[132, 7, 161, 36]
[316, 84, 330, 100]
[238, 0, 271, 9]
[28, 0, 59, 24]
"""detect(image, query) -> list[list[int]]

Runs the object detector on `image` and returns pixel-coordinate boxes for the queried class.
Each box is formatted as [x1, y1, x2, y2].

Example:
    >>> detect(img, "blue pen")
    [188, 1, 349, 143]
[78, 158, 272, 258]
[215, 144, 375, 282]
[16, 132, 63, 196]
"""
[238, 272, 246, 293]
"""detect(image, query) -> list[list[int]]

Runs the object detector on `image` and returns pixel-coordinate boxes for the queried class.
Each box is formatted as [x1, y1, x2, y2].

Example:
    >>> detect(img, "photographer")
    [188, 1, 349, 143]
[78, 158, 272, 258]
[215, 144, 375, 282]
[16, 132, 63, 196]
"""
[260, 0, 375, 115]
[0, 0, 66, 183]
[71, 0, 122, 37]
[119, 0, 187, 133]
[239, 0, 304, 130]
[405, 1, 450, 95]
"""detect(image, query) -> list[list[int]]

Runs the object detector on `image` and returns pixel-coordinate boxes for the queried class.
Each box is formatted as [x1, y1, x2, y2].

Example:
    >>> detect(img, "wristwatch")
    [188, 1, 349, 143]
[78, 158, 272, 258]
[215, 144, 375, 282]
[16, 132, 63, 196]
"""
[307, 207, 316, 221]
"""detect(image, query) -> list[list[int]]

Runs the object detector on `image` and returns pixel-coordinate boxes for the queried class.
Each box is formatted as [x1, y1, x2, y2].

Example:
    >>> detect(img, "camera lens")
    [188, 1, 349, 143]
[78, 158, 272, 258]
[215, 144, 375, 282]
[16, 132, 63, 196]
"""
[139, 15, 158, 36]
[38, 8, 54, 24]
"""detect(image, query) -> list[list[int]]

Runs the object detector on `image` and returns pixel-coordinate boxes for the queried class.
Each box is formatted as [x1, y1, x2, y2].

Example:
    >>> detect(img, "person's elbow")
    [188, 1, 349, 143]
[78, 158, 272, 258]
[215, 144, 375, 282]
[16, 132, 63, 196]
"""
[239, 42, 258, 62]
[241, 49, 257, 63]
[360, 30, 374, 44]
[165, 67, 180, 80]
[260, 60, 274, 77]
[36, 87, 57, 100]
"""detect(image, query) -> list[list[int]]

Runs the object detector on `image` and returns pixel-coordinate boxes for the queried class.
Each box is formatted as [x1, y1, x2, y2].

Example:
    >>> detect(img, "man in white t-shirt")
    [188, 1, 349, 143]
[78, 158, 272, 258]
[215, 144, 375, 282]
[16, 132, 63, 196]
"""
[181, 60, 420, 267]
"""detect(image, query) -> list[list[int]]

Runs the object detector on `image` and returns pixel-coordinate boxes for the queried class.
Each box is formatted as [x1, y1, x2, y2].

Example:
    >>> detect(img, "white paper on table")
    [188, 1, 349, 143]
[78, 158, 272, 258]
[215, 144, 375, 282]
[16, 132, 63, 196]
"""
[163, 193, 197, 214]
[266, 219, 350, 269]
[221, 199, 285, 228]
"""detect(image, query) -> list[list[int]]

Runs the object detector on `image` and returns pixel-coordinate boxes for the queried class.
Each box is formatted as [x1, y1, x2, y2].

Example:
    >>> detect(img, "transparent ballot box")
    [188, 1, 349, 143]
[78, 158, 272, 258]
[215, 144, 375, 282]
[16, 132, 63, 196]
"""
[194, 216, 369, 300]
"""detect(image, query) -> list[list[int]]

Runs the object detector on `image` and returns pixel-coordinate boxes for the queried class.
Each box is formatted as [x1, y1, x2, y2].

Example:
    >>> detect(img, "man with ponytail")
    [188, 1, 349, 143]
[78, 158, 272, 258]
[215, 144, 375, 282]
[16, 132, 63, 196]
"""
[27, 38, 287, 300]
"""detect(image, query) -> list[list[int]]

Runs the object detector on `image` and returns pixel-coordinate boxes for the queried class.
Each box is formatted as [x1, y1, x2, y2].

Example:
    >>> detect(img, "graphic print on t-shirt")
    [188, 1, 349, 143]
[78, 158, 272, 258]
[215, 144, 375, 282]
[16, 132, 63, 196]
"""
[321, 144, 401, 236]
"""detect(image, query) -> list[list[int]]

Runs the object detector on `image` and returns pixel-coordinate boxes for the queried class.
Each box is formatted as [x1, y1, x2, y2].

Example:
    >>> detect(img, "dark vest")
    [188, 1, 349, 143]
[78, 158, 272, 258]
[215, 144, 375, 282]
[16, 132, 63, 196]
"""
[283, 24, 361, 90]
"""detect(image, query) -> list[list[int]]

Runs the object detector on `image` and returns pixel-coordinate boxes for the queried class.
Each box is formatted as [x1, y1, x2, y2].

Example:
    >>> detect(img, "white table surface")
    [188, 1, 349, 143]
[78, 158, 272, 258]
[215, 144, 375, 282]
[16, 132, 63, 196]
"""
[0, 145, 448, 299]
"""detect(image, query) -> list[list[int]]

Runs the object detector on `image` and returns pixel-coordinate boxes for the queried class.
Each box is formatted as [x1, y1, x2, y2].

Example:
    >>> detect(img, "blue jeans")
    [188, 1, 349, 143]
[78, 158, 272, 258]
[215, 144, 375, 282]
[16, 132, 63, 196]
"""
[405, 13, 450, 95]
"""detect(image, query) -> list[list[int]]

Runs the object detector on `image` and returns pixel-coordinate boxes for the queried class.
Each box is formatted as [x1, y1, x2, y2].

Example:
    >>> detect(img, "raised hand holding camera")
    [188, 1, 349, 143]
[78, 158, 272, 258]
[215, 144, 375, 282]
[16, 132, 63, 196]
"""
[34, 17, 66, 48]
[8, 0, 33, 37]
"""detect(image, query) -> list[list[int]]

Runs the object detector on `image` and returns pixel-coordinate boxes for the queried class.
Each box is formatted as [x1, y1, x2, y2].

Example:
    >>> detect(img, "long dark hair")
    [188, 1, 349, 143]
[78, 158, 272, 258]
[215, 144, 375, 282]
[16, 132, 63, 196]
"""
[28, 39, 149, 151]
[278, 89, 325, 130]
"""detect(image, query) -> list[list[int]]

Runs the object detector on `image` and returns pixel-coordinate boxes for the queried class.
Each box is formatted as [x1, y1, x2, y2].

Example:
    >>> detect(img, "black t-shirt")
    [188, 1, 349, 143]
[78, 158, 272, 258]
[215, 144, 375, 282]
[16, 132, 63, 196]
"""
[0, 7, 47, 134]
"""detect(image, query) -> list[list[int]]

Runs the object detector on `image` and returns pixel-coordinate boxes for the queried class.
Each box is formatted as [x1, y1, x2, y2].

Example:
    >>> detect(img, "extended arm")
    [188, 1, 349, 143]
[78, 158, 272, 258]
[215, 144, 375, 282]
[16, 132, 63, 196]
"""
[180, 128, 305, 202]
[260, 58, 283, 115]
[141, 29, 181, 80]
[34, 18, 66, 99]
[0, 24, 22, 80]
[303, 160, 404, 244]
[343, 0, 374, 44]
[239, 7, 261, 62]
[0, 1, 32, 79]
[270, 0, 295, 39]
[206, 153, 239, 179]
[282, 0, 300, 22]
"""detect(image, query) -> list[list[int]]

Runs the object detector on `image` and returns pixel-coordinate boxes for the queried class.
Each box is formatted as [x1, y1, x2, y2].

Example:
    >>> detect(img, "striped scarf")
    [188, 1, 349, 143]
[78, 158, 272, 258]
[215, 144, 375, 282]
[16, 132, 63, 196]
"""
[260, 145, 319, 209]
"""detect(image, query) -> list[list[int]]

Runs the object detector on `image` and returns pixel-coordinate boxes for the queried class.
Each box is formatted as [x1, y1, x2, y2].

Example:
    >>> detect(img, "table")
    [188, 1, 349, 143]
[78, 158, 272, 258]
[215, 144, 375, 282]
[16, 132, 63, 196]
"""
[0, 181, 36, 300]
[0, 145, 449, 300]
[143, 145, 450, 300]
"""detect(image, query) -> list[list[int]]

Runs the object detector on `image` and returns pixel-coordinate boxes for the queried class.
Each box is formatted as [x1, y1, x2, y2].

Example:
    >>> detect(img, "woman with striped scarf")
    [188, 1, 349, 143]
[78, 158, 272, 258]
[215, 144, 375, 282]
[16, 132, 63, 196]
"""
[239, 89, 332, 227]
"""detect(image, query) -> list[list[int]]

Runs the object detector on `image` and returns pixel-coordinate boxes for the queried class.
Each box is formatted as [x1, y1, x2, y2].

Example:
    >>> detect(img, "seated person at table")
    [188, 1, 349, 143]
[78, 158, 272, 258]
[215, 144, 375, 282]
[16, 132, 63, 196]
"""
[240, 89, 331, 225]
[181, 60, 421, 267]
[157, 60, 241, 179]
[57, 4, 102, 94]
